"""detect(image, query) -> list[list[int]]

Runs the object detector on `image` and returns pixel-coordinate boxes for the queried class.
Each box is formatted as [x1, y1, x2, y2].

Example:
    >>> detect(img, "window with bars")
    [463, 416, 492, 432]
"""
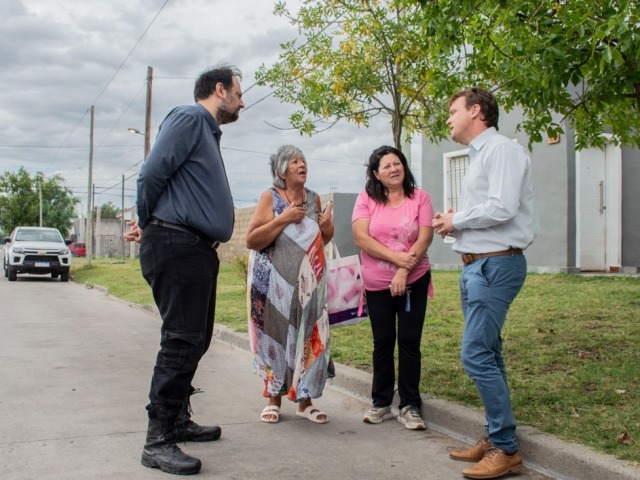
[443, 149, 470, 211]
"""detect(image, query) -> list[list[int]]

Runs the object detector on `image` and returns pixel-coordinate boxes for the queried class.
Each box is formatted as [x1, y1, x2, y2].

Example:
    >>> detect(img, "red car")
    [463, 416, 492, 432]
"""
[69, 242, 86, 257]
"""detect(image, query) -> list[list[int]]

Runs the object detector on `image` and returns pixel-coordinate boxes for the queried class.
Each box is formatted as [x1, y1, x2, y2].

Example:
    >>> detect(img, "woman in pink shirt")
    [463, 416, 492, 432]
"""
[352, 145, 434, 430]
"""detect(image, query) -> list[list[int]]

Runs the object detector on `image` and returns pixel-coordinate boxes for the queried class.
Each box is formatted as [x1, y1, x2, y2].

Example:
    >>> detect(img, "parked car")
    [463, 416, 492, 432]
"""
[68, 242, 86, 257]
[3, 226, 71, 282]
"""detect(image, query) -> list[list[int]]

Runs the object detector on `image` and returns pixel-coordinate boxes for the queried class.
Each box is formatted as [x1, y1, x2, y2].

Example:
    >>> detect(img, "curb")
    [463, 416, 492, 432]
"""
[214, 323, 640, 480]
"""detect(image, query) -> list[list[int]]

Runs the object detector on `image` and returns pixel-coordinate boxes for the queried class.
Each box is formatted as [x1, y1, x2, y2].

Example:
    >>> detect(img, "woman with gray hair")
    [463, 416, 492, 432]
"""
[245, 145, 334, 424]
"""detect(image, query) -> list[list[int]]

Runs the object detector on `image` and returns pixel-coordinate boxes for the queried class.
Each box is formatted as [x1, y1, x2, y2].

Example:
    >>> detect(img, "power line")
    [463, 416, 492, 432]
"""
[97, 80, 148, 146]
[39, 1, 170, 181]
[90, 0, 170, 107]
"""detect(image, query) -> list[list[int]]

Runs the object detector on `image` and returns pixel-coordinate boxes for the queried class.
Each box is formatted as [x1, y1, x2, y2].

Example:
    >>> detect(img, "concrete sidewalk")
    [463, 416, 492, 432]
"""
[0, 279, 637, 479]
[216, 329, 640, 480]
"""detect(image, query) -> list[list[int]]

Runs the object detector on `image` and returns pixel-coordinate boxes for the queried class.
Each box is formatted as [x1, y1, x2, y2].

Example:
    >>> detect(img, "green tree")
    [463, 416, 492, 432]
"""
[0, 168, 78, 237]
[409, 0, 640, 149]
[99, 201, 120, 219]
[0, 168, 37, 237]
[263, 0, 639, 150]
[256, 0, 457, 150]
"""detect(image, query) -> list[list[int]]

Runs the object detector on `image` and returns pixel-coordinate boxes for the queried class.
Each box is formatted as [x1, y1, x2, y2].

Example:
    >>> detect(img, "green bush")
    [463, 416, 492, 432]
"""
[232, 254, 249, 291]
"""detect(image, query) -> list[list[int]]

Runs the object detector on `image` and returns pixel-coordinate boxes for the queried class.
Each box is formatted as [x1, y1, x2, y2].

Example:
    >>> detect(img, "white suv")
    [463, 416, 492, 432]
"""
[3, 226, 71, 282]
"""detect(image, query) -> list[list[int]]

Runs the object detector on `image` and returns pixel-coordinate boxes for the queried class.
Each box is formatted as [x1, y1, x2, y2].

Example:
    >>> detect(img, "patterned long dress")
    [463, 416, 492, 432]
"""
[248, 188, 330, 402]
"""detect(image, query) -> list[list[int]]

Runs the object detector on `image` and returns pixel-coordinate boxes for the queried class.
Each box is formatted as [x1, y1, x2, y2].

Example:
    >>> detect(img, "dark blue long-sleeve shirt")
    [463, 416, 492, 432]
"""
[136, 103, 234, 242]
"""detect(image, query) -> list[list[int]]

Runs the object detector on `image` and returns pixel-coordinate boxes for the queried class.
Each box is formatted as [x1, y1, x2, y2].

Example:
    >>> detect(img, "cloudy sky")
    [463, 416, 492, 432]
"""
[1, 0, 421, 215]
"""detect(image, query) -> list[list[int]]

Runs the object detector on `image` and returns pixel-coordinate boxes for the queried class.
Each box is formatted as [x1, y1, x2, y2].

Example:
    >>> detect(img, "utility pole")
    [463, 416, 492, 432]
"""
[121, 174, 125, 258]
[128, 66, 152, 260]
[86, 105, 94, 265]
[38, 180, 43, 226]
[144, 66, 153, 159]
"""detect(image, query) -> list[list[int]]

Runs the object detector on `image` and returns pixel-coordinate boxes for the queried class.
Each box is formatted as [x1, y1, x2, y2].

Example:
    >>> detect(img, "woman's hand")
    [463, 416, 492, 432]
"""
[393, 251, 418, 270]
[281, 203, 306, 224]
[318, 211, 332, 231]
[318, 211, 334, 242]
[389, 269, 409, 296]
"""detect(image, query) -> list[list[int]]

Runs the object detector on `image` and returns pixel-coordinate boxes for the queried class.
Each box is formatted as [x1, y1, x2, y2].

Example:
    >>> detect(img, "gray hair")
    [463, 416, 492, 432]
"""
[270, 145, 306, 188]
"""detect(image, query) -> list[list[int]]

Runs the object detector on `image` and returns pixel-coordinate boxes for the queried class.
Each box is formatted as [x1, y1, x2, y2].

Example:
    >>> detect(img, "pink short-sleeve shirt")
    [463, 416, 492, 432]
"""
[352, 189, 434, 292]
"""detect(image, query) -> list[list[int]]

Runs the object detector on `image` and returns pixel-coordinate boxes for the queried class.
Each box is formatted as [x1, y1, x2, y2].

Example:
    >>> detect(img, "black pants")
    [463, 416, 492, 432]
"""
[140, 223, 219, 411]
[365, 270, 430, 410]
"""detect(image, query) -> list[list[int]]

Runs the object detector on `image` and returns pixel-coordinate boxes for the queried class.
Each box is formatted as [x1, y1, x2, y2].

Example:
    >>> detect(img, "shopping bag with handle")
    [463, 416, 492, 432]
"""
[326, 240, 368, 328]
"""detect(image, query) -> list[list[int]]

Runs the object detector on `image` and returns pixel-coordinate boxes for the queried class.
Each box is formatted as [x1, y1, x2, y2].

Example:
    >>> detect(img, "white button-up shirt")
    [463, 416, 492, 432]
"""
[451, 127, 538, 254]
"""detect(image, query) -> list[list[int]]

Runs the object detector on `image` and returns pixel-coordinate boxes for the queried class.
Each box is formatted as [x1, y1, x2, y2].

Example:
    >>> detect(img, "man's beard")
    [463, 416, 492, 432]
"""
[217, 105, 240, 125]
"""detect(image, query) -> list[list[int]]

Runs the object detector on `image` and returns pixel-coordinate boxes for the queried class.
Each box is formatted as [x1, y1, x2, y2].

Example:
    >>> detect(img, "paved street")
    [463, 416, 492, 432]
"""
[0, 274, 636, 480]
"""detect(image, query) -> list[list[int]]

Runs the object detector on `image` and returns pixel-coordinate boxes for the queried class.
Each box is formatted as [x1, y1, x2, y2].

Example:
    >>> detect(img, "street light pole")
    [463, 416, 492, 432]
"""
[38, 180, 43, 226]
[86, 105, 94, 265]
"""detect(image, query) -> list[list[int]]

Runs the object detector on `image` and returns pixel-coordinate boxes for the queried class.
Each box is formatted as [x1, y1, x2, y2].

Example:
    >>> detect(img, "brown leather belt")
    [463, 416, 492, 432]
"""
[461, 248, 523, 265]
[147, 218, 220, 250]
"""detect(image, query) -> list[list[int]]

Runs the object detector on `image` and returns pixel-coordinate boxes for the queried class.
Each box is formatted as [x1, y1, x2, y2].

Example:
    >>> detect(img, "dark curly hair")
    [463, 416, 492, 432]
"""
[365, 145, 417, 204]
[193, 65, 242, 101]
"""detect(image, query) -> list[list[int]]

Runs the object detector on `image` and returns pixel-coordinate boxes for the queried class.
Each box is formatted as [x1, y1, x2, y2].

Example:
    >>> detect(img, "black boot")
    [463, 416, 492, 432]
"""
[174, 387, 221, 443]
[141, 405, 202, 475]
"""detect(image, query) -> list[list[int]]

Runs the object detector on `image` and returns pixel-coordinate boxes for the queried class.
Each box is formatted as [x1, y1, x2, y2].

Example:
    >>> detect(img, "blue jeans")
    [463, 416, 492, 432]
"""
[460, 255, 527, 454]
[140, 223, 220, 412]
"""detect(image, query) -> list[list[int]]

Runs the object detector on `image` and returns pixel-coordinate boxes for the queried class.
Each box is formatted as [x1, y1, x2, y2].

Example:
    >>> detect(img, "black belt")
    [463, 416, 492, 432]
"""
[147, 218, 220, 250]
[461, 248, 522, 265]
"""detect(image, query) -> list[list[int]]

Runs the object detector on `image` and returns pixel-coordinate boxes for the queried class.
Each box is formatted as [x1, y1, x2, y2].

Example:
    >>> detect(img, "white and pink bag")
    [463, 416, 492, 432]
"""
[325, 240, 368, 328]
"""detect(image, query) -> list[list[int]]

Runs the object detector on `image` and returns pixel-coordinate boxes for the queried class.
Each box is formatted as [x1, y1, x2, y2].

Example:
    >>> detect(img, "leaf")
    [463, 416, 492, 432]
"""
[617, 431, 633, 445]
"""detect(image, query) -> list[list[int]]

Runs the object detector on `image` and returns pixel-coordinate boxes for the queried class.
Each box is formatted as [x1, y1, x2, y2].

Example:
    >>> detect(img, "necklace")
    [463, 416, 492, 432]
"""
[283, 188, 306, 207]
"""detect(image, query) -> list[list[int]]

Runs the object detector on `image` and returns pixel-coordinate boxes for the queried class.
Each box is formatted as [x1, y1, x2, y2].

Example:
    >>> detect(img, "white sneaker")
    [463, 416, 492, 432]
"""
[397, 405, 425, 430]
[363, 406, 394, 424]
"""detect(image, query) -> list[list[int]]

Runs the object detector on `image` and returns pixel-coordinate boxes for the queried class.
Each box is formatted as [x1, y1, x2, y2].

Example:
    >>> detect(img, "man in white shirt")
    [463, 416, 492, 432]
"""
[433, 88, 538, 480]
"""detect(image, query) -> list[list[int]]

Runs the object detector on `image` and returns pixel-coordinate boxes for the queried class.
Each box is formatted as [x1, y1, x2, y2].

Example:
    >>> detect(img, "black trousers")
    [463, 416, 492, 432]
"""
[140, 223, 219, 412]
[365, 270, 430, 410]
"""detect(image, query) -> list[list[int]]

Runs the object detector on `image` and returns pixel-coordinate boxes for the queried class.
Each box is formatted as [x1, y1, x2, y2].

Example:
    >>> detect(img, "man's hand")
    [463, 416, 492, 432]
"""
[123, 219, 142, 243]
[433, 208, 455, 238]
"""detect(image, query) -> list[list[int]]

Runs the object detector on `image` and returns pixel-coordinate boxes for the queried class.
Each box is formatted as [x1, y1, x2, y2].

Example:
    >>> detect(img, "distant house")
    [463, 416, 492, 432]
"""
[420, 108, 640, 273]
[71, 208, 137, 258]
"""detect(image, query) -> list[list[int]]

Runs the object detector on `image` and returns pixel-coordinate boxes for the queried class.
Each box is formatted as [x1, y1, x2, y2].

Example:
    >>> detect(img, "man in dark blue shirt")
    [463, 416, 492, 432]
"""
[124, 65, 244, 475]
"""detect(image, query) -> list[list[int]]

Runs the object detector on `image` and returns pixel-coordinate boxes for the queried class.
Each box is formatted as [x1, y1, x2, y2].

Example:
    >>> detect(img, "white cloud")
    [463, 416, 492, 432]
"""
[0, 0, 395, 211]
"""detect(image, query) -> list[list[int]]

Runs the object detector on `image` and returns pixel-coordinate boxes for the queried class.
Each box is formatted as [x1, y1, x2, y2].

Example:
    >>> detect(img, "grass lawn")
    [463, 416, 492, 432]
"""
[71, 258, 640, 465]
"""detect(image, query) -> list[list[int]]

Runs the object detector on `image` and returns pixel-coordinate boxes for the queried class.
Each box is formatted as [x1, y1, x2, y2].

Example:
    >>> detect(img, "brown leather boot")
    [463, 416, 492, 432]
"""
[449, 436, 491, 462]
[462, 447, 523, 479]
